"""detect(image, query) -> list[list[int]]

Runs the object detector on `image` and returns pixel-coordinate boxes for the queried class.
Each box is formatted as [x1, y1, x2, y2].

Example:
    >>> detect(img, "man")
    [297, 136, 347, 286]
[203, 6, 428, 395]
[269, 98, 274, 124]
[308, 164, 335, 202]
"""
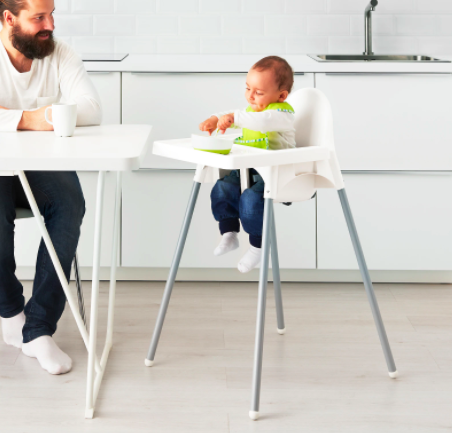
[0, 0, 101, 374]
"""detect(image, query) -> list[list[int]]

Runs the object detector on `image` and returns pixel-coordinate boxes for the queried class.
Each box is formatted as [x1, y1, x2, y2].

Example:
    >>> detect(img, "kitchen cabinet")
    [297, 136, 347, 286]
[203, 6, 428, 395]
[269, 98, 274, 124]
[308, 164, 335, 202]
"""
[317, 172, 452, 270]
[315, 73, 452, 170]
[121, 72, 314, 169]
[88, 72, 121, 125]
[121, 170, 316, 269]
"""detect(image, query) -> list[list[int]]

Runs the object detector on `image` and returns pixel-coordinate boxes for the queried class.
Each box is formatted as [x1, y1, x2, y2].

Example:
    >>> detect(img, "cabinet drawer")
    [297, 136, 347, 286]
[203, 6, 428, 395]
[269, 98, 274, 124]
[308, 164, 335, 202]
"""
[121, 73, 314, 169]
[121, 170, 316, 269]
[316, 73, 452, 170]
[317, 172, 452, 270]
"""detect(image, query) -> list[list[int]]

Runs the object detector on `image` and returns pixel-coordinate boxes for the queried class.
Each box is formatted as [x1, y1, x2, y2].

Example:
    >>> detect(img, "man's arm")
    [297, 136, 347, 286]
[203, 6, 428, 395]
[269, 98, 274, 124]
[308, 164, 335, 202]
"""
[57, 41, 102, 126]
[0, 106, 30, 132]
[17, 106, 53, 131]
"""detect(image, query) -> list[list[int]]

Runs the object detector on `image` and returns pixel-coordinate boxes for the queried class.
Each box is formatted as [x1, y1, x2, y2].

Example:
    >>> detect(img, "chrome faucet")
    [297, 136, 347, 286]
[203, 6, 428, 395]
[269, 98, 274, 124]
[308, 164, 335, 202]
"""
[364, 0, 378, 55]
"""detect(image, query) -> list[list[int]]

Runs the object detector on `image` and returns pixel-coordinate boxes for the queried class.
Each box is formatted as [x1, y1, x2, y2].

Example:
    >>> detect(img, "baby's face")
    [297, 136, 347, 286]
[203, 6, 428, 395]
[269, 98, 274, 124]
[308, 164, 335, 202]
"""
[245, 68, 288, 112]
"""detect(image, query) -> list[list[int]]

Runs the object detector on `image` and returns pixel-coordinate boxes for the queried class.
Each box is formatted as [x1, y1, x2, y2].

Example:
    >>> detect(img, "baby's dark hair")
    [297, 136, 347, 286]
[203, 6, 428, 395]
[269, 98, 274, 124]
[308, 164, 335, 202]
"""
[252, 56, 294, 93]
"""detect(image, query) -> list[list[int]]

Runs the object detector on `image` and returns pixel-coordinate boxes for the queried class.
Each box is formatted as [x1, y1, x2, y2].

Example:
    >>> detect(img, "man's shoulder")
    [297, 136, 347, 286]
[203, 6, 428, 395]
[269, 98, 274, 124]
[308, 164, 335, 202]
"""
[48, 38, 80, 64]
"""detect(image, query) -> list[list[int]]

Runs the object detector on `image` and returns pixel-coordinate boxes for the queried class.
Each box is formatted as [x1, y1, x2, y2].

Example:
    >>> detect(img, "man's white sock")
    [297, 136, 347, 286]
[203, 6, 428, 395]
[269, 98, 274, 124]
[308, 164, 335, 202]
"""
[1, 311, 25, 349]
[238, 246, 262, 273]
[22, 336, 72, 375]
[214, 232, 239, 256]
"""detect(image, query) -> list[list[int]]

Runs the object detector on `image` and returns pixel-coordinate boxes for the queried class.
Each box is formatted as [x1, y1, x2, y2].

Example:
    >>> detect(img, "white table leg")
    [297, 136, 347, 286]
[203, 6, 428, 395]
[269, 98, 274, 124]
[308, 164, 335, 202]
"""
[17, 171, 97, 365]
[85, 171, 122, 418]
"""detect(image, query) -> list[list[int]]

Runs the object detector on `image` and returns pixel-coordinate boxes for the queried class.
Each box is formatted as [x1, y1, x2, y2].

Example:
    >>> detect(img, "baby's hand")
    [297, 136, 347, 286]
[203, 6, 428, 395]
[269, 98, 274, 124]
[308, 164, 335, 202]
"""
[199, 116, 218, 136]
[217, 113, 234, 134]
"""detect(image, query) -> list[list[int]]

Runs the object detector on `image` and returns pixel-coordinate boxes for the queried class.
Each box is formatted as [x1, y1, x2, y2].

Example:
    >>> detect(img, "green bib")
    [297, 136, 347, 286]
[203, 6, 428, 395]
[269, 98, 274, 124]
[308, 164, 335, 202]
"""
[233, 102, 294, 150]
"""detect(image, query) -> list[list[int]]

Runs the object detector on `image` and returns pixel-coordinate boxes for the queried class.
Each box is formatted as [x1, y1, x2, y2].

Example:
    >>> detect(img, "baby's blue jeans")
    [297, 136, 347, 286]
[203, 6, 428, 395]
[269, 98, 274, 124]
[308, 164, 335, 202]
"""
[210, 169, 264, 248]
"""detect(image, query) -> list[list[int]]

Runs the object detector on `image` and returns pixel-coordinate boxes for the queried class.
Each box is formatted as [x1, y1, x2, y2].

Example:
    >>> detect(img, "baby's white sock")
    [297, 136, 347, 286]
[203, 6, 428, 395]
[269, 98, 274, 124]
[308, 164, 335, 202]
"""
[238, 246, 262, 273]
[214, 232, 239, 256]
[22, 336, 72, 375]
[1, 311, 25, 349]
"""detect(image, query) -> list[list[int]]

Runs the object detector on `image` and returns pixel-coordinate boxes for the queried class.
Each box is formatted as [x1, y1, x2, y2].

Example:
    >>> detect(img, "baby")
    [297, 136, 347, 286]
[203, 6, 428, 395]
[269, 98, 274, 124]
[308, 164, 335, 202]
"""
[199, 56, 296, 273]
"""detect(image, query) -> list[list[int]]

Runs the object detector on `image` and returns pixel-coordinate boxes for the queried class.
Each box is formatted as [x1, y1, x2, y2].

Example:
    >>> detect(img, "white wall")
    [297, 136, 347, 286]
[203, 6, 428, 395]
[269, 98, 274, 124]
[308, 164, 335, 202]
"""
[50, 0, 452, 55]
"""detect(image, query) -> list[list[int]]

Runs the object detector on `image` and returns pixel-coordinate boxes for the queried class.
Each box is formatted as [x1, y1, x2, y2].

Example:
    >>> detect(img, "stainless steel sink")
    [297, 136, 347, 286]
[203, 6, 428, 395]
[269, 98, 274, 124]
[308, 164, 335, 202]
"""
[309, 54, 450, 63]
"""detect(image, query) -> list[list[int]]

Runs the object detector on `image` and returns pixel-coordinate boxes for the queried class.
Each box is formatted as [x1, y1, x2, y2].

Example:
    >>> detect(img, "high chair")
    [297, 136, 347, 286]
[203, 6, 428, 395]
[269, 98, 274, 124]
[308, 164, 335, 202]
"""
[144, 88, 398, 420]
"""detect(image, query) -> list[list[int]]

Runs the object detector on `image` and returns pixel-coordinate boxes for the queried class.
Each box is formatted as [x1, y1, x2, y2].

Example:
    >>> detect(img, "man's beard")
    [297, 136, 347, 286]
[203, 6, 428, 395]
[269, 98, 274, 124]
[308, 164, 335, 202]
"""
[10, 24, 55, 60]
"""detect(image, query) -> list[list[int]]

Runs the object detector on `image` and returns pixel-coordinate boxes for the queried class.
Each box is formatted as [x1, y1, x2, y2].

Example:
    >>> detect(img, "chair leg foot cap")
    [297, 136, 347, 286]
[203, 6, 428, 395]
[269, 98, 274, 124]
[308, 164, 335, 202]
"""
[85, 408, 94, 419]
[144, 359, 154, 367]
[249, 411, 259, 420]
[389, 370, 398, 379]
[277, 327, 286, 335]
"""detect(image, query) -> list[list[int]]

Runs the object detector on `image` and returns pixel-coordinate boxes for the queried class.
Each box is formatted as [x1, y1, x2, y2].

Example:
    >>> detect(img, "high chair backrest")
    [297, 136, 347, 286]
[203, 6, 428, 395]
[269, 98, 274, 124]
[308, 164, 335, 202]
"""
[287, 87, 335, 151]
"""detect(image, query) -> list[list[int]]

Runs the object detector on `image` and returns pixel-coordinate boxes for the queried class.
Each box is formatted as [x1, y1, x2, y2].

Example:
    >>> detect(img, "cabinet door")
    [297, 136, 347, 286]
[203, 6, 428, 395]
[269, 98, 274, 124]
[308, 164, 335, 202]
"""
[14, 172, 117, 268]
[88, 72, 121, 125]
[122, 73, 314, 169]
[315, 73, 452, 170]
[317, 172, 452, 270]
[121, 170, 316, 269]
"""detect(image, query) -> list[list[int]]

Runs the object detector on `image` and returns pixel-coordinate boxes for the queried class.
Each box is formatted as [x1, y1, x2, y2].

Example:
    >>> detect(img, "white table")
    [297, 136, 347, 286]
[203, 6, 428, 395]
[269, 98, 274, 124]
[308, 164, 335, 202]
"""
[0, 124, 151, 418]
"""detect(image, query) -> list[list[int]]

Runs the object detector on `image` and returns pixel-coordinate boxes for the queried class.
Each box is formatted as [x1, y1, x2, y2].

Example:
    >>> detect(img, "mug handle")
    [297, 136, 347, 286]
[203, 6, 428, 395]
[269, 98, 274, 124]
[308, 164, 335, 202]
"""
[44, 106, 53, 125]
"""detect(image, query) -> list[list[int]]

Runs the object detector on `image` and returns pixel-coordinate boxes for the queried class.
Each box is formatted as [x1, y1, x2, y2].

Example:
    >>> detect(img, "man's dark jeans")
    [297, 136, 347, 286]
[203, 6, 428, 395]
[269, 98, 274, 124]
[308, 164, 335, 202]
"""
[211, 169, 265, 248]
[0, 172, 85, 343]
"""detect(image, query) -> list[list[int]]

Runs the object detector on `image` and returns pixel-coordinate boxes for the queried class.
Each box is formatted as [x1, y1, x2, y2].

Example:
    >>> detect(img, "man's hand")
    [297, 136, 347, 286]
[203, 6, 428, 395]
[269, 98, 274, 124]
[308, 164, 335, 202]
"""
[199, 115, 218, 136]
[17, 106, 54, 131]
[217, 113, 234, 134]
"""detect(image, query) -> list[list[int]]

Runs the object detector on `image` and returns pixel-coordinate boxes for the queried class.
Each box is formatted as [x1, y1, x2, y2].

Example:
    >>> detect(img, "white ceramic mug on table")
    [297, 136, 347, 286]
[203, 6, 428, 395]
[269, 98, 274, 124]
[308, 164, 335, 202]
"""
[45, 103, 77, 137]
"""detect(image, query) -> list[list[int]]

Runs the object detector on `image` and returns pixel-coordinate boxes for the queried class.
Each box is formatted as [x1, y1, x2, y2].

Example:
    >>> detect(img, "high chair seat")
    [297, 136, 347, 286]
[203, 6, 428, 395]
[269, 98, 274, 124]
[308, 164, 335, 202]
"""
[144, 88, 398, 421]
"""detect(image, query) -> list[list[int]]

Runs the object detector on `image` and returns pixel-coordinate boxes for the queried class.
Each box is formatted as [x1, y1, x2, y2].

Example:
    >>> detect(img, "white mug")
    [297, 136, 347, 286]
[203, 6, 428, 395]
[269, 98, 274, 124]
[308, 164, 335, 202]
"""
[45, 103, 77, 137]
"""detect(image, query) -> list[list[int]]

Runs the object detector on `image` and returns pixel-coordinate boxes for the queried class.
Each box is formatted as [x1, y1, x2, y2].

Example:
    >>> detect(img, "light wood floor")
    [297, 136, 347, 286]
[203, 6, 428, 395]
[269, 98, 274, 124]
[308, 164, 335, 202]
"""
[1, 280, 451, 432]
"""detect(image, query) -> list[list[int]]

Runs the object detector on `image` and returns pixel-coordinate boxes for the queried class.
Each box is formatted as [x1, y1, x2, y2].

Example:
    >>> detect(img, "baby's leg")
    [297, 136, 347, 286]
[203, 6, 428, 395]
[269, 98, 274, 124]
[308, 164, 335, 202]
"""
[211, 171, 241, 256]
[237, 177, 265, 273]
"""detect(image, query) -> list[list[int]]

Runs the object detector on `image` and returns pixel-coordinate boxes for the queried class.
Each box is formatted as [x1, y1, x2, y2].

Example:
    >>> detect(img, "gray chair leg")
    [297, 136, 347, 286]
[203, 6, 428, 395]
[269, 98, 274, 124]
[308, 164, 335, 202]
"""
[145, 181, 202, 367]
[337, 188, 398, 378]
[270, 209, 285, 335]
[73, 252, 86, 327]
[249, 198, 273, 421]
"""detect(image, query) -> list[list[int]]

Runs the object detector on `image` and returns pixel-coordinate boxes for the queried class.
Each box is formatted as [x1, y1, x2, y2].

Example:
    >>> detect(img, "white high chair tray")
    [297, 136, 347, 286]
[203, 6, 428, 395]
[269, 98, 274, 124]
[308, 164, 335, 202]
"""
[153, 138, 330, 170]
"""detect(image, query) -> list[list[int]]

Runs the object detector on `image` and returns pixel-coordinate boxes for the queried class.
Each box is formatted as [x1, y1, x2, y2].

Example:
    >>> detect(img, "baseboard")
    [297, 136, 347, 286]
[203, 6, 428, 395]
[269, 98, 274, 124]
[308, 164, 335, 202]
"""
[15, 266, 452, 284]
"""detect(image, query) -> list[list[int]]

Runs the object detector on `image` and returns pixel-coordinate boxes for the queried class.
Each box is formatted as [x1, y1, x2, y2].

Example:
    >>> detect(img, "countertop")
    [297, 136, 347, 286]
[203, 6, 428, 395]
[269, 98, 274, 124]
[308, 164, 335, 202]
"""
[83, 54, 452, 74]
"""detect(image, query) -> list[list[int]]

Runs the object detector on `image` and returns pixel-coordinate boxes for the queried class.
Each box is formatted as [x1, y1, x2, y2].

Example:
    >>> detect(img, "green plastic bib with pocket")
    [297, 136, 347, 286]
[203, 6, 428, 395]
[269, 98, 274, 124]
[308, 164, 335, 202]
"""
[233, 102, 294, 150]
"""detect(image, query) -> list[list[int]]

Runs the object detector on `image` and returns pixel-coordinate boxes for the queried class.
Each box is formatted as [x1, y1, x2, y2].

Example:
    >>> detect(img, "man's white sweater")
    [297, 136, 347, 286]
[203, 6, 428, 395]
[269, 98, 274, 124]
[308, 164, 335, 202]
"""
[0, 38, 101, 131]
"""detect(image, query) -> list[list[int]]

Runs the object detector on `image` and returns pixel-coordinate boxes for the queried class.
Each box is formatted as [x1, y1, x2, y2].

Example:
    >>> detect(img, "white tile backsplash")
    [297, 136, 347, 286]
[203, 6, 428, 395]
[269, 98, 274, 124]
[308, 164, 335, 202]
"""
[94, 15, 135, 36]
[242, 0, 285, 14]
[158, 36, 200, 53]
[54, 15, 93, 36]
[136, 15, 178, 35]
[200, 37, 242, 54]
[180, 15, 222, 35]
[53, 0, 451, 55]
[418, 0, 452, 12]
[73, 0, 113, 14]
[308, 15, 349, 35]
[115, 0, 156, 14]
[286, 0, 327, 13]
[242, 37, 285, 54]
[264, 15, 307, 35]
[396, 15, 437, 35]
[439, 16, 452, 36]
[115, 36, 157, 54]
